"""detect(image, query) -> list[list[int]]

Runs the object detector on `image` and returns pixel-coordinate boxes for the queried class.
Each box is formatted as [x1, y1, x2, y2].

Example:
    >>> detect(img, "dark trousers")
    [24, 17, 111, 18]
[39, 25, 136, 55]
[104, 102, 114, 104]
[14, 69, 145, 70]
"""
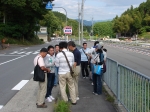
[93, 72, 103, 95]
[81, 61, 89, 77]
[46, 73, 55, 97]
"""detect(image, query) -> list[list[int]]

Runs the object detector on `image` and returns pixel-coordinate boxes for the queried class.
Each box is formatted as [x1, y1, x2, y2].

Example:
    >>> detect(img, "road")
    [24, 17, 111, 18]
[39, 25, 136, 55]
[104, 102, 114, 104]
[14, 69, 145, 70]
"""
[0, 40, 150, 109]
[0, 41, 58, 109]
[86, 41, 150, 77]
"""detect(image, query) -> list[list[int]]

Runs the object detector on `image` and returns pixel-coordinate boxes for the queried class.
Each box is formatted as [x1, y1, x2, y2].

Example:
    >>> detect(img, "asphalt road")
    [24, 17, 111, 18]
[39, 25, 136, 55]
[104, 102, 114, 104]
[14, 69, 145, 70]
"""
[86, 41, 150, 77]
[0, 40, 150, 109]
[0, 41, 59, 108]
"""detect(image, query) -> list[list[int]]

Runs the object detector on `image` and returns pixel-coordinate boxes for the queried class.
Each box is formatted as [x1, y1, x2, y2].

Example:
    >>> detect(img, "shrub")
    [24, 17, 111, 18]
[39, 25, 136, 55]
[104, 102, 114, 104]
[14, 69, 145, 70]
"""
[54, 99, 70, 112]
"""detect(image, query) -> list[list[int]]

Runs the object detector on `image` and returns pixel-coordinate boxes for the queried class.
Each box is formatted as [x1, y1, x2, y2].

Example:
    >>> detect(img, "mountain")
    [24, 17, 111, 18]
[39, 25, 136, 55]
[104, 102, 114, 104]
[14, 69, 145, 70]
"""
[75, 19, 112, 26]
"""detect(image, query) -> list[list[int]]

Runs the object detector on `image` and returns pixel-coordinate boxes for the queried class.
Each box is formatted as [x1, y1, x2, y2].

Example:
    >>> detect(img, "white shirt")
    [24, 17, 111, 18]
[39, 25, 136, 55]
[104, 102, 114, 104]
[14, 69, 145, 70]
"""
[87, 47, 97, 63]
[34, 55, 45, 67]
[55, 49, 74, 74]
[44, 54, 55, 73]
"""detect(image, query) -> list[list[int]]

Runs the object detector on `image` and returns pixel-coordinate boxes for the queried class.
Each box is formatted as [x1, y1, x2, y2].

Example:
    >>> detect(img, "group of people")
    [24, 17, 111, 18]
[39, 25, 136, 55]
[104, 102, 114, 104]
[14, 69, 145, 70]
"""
[33, 40, 107, 108]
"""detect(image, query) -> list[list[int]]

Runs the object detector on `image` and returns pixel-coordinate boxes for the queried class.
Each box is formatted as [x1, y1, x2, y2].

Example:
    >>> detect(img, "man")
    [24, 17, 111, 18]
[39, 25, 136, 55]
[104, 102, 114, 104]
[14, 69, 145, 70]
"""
[44, 45, 55, 102]
[79, 43, 90, 78]
[55, 41, 77, 105]
[68, 41, 81, 100]
[54, 44, 59, 86]
[33, 48, 50, 108]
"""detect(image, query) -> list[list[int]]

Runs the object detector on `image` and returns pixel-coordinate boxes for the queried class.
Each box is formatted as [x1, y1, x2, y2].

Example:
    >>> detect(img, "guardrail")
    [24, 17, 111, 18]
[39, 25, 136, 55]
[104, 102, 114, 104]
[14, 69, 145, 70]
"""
[104, 58, 150, 112]
[103, 40, 150, 48]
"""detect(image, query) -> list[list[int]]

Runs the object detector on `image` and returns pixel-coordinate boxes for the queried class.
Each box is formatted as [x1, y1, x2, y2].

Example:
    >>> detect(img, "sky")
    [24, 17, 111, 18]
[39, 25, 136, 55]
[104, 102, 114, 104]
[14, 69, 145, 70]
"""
[52, 0, 147, 21]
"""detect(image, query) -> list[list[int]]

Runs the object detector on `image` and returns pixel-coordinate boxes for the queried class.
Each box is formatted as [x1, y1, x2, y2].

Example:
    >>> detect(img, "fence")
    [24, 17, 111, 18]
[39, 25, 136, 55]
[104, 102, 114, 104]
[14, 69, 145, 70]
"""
[104, 58, 150, 112]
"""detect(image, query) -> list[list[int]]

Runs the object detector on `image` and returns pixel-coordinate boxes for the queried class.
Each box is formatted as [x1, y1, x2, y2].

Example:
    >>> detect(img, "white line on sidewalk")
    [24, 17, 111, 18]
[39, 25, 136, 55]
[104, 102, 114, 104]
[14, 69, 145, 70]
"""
[30, 71, 34, 74]
[12, 80, 29, 90]
[0, 55, 27, 66]
[0, 105, 3, 109]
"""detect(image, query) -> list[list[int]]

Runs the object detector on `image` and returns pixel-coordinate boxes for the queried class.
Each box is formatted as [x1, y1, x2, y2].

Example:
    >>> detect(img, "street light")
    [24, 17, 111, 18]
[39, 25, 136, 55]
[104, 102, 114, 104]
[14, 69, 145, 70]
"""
[45, 1, 68, 40]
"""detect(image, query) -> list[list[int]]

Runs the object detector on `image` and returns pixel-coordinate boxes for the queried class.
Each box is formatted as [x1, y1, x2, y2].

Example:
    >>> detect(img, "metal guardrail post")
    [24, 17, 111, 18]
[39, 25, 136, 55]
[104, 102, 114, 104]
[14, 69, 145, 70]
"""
[117, 62, 120, 105]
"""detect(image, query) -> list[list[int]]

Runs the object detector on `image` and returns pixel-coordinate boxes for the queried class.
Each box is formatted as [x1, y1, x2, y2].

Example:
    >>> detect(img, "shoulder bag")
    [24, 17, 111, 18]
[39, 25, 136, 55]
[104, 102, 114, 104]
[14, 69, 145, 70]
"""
[62, 51, 78, 77]
[93, 53, 102, 75]
[33, 57, 45, 82]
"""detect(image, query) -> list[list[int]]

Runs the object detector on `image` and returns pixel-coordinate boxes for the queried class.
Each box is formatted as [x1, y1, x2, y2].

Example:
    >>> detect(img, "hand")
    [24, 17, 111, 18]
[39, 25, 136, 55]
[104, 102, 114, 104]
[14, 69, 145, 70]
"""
[47, 68, 51, 73]
[92, 61, 96, 64]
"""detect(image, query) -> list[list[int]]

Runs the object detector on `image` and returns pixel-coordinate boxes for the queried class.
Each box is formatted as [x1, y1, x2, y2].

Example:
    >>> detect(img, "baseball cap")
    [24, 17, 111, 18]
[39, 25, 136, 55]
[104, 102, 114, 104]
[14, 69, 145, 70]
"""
[95, 44, 102, 49]
[99, 42, 104, 46]
[40, 48, 48, 53]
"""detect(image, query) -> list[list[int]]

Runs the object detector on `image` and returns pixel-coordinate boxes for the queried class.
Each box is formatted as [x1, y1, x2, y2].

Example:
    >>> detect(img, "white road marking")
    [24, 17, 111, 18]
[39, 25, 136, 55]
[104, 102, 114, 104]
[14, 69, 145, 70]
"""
[20, 49, 24, 51]
[0, 105, 3, 109]
[24, 47, 29, 49]
[12, 80, 29, 90]
[10, 51, 18, 54]
[26, 52, 33, 55]
[32, 51, 39, 54]
[0, 55, 24, 56]
[17, 52, 25, 54]
[31, 71, 34, 74]
[0, 55, 27, 66]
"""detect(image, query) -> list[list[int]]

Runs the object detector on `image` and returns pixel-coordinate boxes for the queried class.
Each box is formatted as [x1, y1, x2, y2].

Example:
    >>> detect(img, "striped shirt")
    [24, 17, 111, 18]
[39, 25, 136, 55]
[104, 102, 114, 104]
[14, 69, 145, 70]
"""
[55, 49, 74, 74]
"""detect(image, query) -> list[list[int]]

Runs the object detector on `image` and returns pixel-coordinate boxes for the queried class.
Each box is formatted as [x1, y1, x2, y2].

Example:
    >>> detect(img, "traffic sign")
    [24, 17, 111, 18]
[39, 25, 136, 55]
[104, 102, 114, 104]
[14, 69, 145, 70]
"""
[64, 26, 72, 34]
[45, 1, 53, 10]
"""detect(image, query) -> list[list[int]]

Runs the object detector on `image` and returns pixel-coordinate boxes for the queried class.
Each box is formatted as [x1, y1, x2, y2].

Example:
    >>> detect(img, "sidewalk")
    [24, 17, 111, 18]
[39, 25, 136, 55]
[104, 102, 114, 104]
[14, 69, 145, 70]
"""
[0, 78, 59, 112]
[0, 76, 116, 112]
[71, 76, 117, 112]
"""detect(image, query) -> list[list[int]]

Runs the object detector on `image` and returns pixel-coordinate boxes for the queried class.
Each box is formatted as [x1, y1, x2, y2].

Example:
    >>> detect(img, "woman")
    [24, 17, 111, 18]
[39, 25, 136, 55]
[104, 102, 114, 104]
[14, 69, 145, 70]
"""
[92, 44, 104, 95]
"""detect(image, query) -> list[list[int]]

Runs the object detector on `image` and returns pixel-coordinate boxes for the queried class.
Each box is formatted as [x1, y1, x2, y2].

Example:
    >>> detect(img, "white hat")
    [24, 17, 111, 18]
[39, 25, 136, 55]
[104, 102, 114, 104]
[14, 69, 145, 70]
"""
[95, 44, 102, 49]
[99, 42, 104, 46]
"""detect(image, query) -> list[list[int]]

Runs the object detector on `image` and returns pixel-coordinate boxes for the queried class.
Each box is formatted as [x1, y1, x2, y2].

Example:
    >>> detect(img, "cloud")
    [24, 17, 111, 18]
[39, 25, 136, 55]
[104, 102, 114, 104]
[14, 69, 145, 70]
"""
[52, 0, 146, 20]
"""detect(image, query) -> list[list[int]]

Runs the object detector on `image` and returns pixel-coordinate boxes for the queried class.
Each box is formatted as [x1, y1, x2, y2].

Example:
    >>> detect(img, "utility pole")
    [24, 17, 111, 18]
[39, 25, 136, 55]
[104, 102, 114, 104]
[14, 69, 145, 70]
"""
[81, 0, 84, 45]
[92, 17, 93, 40]
[78, 2, 81, 45]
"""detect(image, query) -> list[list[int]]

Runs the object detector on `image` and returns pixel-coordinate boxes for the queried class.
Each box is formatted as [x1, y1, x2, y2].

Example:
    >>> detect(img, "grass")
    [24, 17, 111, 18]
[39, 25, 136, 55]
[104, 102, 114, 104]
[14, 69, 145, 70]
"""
[0, 37, 44, 45]
[103, 86, 115, 103]
[54, 99, 71, 112]
[139, 32, 150, 40]
[54, 84, 71, 112]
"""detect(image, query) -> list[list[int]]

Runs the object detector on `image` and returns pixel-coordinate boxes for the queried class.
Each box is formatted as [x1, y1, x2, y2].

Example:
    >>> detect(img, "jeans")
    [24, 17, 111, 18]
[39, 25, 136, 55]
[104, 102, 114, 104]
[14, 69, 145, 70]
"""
[46, 73, 55, 97]
[93, 71, 103, 95]
[81, 61, 89, 77]
[54, 67, 59, 85]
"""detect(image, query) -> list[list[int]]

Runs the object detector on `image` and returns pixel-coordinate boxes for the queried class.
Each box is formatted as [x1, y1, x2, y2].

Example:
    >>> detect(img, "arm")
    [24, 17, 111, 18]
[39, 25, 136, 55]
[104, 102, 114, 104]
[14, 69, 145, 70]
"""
[41, 66, 50, 72]
[55, 54, 60, 67]
[38, 57, 50, 72]
[45, 59, 55, 67]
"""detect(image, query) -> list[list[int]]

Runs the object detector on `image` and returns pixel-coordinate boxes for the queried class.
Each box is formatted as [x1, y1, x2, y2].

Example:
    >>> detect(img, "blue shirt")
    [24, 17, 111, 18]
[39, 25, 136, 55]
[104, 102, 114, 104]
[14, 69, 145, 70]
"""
[73, 48, 81, 66]
[79, 48, 90, 61]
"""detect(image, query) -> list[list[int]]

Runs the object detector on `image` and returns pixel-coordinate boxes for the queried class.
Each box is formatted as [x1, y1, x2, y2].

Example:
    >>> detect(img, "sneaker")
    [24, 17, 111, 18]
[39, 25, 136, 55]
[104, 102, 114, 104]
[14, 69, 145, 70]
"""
[76, 97, 79, 100]
[83, 77, 86, 79]
[46, 97, 52, 102]
[93, 92, 98, 95]
[50, 96, 55, 100]
[86, 77, 89, 79]
[91, 83, 94, 85]
[95, 93, 98, 95]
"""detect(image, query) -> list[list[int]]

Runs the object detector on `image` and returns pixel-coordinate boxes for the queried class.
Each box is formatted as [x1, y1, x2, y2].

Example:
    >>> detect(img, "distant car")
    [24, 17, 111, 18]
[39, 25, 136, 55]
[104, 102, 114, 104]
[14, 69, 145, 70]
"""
[83, 39, 87, 42]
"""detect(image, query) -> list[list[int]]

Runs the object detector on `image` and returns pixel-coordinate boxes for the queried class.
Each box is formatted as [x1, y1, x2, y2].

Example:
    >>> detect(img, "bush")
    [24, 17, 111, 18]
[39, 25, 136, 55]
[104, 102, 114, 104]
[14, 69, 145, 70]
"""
[54, 99, 70, 112]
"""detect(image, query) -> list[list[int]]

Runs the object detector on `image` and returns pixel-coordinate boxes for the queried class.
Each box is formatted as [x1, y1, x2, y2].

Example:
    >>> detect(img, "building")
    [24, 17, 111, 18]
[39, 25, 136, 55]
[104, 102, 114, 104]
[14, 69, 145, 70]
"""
[37, 27, 48, 42]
